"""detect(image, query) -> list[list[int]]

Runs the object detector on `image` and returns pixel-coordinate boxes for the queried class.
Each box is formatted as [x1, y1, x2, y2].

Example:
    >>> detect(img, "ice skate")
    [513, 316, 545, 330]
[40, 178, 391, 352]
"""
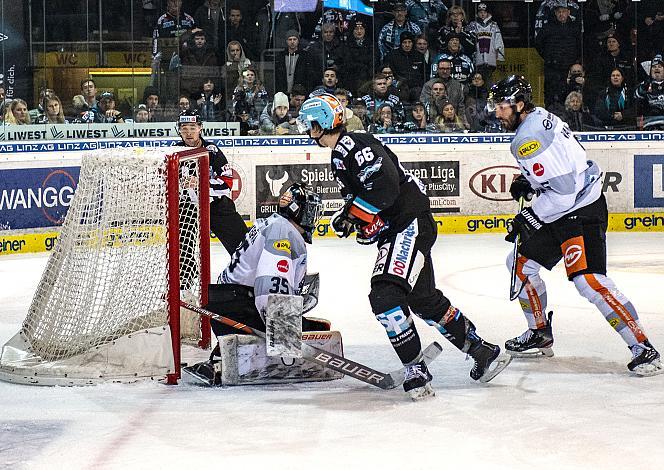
[628, 340, 663, 377]
[468, 340, 513, 383]
[403, 361, 434, 401]
[505, 312, 554, 358]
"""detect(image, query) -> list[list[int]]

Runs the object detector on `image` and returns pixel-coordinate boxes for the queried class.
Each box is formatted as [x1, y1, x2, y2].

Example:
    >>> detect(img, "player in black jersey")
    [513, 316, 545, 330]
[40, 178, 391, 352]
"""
[176, 109, 247, 255]
[297, 93, 511, 400]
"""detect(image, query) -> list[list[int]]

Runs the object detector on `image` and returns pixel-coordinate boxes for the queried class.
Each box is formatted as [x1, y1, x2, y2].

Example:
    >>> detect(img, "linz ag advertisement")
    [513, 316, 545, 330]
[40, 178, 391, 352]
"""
[255, 160, 460, 217]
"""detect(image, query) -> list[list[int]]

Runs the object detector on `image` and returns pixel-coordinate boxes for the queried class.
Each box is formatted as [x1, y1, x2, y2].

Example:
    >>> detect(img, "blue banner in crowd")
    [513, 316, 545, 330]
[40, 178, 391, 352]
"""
[0, 167, 80, 230]
[324, 0, 374, 16]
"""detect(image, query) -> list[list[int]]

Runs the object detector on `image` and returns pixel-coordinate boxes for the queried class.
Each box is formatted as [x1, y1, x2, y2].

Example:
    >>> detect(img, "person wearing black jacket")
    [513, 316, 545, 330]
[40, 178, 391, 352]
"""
[338, 17, 374, 97]
[296, 93, 511, 400]
[274, 30, 315, 94]
[384, 31, 427, 100]
[534, 2, 582, 109]
[593, 68, 635, 129]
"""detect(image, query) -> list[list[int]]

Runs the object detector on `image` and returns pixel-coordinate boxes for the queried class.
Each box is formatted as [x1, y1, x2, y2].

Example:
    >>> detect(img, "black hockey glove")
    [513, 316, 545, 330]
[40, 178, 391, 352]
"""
[509, 175, 535, 202]
[330, 204, 356, 238]
[356, 214, 388, 245]
[505, 207, 544, 243]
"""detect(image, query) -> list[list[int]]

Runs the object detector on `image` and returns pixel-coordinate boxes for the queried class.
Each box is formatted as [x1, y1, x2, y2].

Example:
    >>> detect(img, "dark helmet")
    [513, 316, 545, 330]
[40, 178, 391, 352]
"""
[277, 183, 323, 244]
[177, 108, 202, 128]
[487, 75, 533, 111]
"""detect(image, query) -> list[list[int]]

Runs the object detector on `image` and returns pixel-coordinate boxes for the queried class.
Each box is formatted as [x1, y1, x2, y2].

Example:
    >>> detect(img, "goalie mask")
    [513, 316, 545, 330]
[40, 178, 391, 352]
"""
[278, 183, 323, 244]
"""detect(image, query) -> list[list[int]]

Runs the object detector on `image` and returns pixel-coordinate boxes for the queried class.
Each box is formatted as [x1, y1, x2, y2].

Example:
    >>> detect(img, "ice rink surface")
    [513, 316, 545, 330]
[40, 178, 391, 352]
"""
[1, 233, 663, 470]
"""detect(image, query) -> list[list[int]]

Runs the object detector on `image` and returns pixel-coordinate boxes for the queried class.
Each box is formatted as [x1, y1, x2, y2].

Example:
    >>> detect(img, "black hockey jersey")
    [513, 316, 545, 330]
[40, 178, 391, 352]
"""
[177, 138, 233, 202]
[330, 131, 429, 236]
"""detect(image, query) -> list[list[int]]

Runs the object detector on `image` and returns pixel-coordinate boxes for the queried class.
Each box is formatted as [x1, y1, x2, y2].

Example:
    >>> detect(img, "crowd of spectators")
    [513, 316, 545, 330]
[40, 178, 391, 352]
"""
[1, 0, 663, 134]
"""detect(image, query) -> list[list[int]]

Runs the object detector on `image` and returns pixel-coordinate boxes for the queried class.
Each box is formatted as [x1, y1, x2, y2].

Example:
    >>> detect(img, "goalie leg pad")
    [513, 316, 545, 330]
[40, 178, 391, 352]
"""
[219, 331, 344, 385]
[265, 294, 303, 358]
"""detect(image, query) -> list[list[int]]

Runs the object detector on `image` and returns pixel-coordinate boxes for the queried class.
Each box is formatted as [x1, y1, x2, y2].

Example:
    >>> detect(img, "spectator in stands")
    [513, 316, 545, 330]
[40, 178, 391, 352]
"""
[338, 17, 374, 98]
[634, 54, 664, 129]
[351, 98, 370, 130]
[421, 79, 447, 122]
[310, 66, 340, 96]
[225, 5, 258, 61]
[535, 0, 582, 109]
[361, 73, 404, 122]
[69, 95, 95, 123]
[586, 0, 633, 51]
[232, 66, 268, 128]
[134, 104, 150, 123]
[415, 35, 434, 77]
[593, 68, 635, 129]
[143, 86, 164, 122]
[178, 95, 191, 114]
[421, 57, 466, 121]
[464, 72, 490, 132]
[378, 64, 409, 104]
[274, 30, 315, 94]
[310, 7, 358, 43]
[562, 91, 596, 131]
[433, 33, 474, 84]
[385, 31, 427, 99]
[534, 0, 580, 38]
[378, 2, 422, 62]
[288, 84, 307, 118]
[221, 41, 251, 111]
[180, 29, 218, 67]
[405, 0, 448, 37]
[435, 101, 467, 132]
[368, 102, 398, 134]
[4, 99, 30, 125]
[436, 5, 476, 57]
[255, 3, 304, 58]
[196, 78, 224, 122]
[29, 88, 55, 123]
[193, 0, 225, 53]
[80, 78, 99, 114]
[95, 91, 125, 123]
[153, 0, 196, 69]
[232, 101, 253, 135]
[402, 101, 437, 133]
[37, 95, 67, 124]
[335, 88, 364, 132]
[590, 33, 634, 94]
[467, 3, 505, 84]
[257, 92, 295, 135]
[641, 8, 664, 60]
[306, 22, 342, 76]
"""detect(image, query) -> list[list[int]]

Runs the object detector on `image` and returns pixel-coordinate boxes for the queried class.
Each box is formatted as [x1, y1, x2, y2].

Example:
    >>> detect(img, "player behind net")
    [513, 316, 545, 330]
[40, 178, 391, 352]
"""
[296, 93, 512, 400]
[490, 75, 662, 376]
[185, 183, 334, 385]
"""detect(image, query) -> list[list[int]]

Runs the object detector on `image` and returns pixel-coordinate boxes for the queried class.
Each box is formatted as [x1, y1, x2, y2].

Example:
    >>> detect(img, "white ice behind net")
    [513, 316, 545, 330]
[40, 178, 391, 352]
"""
[0, 147, 203, 383]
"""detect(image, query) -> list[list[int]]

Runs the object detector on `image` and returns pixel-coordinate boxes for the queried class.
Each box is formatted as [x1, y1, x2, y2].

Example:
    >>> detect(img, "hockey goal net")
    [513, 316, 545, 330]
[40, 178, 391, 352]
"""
[0, 146, 211, 385]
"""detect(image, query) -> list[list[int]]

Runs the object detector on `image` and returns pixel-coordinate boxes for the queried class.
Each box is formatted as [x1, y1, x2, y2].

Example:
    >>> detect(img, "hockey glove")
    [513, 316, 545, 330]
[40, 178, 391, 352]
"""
[509, 175, 535, 202]
[356, 214, 388, 245]
[505, 207, 544, 243]
[330, 205, 356, 238]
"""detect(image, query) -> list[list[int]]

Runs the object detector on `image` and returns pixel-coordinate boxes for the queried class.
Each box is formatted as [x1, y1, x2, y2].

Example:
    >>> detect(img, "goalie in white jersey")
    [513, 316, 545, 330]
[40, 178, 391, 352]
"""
[490, 75, 662, 376]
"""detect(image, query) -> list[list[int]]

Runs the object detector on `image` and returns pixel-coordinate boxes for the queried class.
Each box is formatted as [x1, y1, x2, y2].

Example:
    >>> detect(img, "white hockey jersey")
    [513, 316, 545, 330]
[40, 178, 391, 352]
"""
[218, 213, 307, 316]
[510, 107, 602, 223]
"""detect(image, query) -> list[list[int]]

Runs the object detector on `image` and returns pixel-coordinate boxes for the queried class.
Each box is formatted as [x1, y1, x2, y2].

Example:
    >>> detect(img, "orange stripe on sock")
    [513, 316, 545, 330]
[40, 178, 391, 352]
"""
[583, 274, 646, 342]
[524, 281, 545, 328]
[516, 255, 528, 282]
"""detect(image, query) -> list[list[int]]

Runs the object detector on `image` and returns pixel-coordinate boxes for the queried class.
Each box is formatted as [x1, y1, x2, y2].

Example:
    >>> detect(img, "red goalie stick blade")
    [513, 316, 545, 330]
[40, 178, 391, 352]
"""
[180, 301, 443, 390]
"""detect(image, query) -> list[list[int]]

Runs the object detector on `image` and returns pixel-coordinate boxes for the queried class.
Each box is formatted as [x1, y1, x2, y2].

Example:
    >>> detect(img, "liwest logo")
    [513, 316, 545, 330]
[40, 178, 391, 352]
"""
[634, 155, 664, 208]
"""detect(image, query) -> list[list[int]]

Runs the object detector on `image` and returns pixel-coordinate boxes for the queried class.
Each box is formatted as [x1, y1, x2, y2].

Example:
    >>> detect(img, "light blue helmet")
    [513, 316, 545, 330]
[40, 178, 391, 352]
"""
[296, 93, 345, 133]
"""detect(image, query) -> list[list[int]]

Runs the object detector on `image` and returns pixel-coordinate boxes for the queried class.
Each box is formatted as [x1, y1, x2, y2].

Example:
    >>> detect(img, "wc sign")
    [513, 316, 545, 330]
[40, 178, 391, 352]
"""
[634, 155, 664, 208]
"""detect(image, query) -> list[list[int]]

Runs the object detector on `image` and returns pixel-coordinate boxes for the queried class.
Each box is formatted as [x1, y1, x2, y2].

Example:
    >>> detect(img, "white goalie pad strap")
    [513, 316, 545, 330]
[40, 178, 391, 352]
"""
[219, 331, 344, 385]
[265, 294, 303, 358]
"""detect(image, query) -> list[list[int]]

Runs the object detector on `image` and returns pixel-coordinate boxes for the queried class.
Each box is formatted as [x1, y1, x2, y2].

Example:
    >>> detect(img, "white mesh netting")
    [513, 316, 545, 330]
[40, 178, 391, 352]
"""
[0, 147, 206, 384]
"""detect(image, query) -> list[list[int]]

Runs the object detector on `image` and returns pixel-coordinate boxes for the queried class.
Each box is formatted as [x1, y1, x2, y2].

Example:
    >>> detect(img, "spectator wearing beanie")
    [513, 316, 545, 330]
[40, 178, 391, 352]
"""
[384, 31, 427, 95]
[535, 0, 582, 109]
[377, 2, 422, 62]
[590, 33, 634, 95]
[338, 17, 374, 97]
[258, 91, 295, 135]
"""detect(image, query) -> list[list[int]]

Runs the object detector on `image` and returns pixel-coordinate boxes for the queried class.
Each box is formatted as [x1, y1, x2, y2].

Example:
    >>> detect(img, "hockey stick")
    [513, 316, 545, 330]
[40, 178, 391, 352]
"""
[180, 301, 443, 390]
[509, 196, 526, 301]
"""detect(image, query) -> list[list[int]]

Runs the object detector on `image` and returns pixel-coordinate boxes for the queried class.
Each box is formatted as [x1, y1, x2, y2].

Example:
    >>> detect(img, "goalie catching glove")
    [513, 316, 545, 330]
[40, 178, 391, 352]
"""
[506, 207, 544, 243]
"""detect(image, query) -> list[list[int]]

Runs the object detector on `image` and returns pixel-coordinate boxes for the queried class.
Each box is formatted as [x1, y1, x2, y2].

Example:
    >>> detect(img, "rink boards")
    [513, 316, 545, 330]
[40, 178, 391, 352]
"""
[1, 131, 663, 255]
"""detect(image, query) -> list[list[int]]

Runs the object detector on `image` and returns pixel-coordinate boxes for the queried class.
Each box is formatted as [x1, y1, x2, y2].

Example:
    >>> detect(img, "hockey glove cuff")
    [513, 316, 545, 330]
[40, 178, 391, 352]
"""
[330, 205, 356, 238]
[505, 207, 544, 243]
[509, 175, 535, 202]
[356, 215, 388, 245]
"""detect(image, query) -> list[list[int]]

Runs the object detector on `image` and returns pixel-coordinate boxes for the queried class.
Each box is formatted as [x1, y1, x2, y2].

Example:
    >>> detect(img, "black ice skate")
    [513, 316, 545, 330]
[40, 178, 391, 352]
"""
[183, 359, 222, 386]
[468, 340, 513, 383]
[403, 360, 434, 400]
[505, 312, 554, 358]
[628, 340, 663, 377]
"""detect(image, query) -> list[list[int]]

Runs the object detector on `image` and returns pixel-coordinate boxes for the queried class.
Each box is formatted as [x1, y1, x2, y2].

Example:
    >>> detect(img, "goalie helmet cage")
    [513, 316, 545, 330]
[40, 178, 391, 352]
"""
[0, 147, 211, 386]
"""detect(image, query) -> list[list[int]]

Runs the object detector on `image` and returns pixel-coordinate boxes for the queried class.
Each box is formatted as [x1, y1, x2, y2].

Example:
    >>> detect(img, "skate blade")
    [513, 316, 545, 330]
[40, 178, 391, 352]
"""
[408, 383, 435, 401]
[479, 353, 513, 383]
[507, 347, 554, 358]
[631, 359, 664, 377]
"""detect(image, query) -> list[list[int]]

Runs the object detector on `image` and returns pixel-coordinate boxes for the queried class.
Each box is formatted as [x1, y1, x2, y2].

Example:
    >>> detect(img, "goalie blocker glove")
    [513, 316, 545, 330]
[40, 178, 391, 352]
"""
[505, 207, 543, 243]
[509, 175, 536, 202]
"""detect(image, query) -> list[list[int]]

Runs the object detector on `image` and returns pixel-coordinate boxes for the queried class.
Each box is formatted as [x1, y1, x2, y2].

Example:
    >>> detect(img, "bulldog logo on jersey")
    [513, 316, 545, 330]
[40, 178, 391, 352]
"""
[518, 140, 541, 158]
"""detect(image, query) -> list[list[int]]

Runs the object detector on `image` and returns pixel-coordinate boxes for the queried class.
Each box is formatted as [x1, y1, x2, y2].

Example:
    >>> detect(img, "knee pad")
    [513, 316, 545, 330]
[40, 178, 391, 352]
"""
[369, 280, 408, 314]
